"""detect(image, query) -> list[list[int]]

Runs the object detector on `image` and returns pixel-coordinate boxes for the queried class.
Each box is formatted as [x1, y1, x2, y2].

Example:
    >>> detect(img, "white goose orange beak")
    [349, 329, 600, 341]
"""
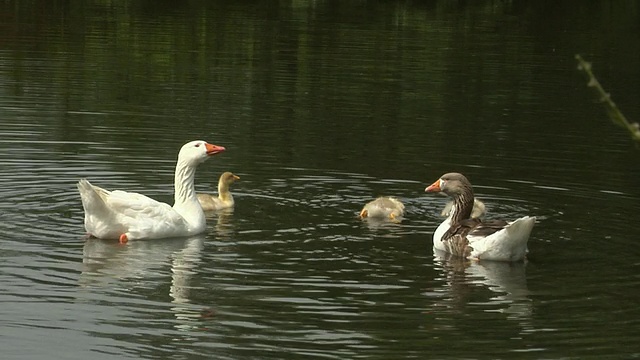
[425, 179, 441, 193]
[205, 143, 226, 156]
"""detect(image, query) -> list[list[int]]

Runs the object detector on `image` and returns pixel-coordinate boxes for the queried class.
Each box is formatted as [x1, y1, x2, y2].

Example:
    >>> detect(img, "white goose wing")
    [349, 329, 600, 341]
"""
[106, 189, 188, 239]
[467, 216, 536, 261]
[79, 179, 187, 240]
[107, 189, 171, 214]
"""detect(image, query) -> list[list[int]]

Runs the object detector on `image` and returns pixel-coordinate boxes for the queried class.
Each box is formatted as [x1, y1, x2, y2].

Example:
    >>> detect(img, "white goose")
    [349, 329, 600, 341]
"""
[77, 140, 226, 244]
[425, 172, 535, 262]
[196, 171, 240, 211]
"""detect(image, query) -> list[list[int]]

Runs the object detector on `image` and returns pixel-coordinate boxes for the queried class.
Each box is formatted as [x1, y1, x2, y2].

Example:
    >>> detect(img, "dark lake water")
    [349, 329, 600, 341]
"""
[1, 1, 640, 359]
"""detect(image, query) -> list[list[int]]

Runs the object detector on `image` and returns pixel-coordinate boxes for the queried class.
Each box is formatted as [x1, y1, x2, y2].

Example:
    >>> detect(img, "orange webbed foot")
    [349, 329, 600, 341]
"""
[119, 234, 128, 244]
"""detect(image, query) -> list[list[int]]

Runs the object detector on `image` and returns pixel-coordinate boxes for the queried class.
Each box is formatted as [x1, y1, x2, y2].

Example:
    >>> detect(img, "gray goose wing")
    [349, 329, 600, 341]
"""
[469, 219, 509, 237]
[441, 219, 509, 257]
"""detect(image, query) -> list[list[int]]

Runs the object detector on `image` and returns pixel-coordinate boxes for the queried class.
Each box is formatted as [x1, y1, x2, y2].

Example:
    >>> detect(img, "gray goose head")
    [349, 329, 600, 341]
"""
[425, 172, 475, 221]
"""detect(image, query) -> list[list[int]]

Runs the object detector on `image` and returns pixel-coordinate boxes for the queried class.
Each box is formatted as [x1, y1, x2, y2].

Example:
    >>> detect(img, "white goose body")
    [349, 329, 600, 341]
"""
[426, 173, 535, 262]
[78, 140, 226, 243]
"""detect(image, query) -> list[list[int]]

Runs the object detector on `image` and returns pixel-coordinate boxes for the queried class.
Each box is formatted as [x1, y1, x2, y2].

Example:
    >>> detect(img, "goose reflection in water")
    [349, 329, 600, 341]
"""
[80, 235, 208, 332]
[204, 207, 236, 240]
[169, 235, 206, 331]
[431, 249, 532, 323]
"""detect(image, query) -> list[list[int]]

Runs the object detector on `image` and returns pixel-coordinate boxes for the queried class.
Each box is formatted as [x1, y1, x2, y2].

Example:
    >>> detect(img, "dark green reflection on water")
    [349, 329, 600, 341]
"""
[1, 1, 640, 359]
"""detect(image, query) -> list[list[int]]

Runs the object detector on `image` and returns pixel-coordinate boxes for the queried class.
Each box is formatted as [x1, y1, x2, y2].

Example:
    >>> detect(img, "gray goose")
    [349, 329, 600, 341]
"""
[425, 172, 535, 262]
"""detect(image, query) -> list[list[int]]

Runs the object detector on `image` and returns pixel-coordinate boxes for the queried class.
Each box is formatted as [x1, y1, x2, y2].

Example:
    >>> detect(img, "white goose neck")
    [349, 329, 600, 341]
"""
[174, 160, 197, 204]
[173, 159, 205, 229]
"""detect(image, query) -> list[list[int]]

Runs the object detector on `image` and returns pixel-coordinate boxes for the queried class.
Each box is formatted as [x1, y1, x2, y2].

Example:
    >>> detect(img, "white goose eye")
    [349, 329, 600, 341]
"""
[194, 143, 201, 148]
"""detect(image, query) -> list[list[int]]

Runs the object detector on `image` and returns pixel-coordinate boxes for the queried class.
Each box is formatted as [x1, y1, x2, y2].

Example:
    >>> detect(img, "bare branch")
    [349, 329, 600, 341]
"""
[575, 54, 640, 143]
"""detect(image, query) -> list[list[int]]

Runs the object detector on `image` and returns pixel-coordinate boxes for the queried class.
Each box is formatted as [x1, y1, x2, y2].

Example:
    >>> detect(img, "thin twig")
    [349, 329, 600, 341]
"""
[575, 54, 640, 143]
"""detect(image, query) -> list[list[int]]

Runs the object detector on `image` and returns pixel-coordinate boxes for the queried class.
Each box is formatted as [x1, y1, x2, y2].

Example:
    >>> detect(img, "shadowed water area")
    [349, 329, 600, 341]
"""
[1, 1, 640, 359]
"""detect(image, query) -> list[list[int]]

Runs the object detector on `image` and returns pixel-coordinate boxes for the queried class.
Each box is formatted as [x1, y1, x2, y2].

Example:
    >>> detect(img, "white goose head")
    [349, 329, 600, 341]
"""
[177, 140, 226, 167]
[173, 140, 226, 213]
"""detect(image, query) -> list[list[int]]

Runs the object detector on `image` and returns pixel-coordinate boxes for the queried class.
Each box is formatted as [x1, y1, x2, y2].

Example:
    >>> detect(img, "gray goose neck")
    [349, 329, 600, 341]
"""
[449, 186, 474, 222]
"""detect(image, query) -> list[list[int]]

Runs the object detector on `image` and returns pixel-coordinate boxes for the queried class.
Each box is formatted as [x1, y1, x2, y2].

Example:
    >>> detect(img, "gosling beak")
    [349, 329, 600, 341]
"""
[425, 179, 441, 193]
[205, 143, 226, 156]
[233, 175, 240, 180]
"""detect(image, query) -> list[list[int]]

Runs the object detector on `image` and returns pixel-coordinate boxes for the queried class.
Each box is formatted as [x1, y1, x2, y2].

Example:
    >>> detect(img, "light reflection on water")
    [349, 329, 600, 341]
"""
[0, 147, 541, 357]
[1, 139, 639, 358]
[432, 250, 532, 321]
[2, 1, 640, 359]
[2, 130, 639, 359]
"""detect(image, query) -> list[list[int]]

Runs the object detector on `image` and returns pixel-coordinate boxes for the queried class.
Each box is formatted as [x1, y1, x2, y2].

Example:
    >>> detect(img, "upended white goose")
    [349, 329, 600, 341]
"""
[77, 140, 226, 244]
[425, 172, 535, 262]
[359, 196, 405, 222]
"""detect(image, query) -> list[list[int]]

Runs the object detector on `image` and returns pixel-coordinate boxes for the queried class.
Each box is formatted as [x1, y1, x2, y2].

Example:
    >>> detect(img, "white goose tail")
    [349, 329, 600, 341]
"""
[471, 216, 536, 262]
[77, 179, 109, 213]
[506, 216, 536, 239]
[77, 179, 120, 237]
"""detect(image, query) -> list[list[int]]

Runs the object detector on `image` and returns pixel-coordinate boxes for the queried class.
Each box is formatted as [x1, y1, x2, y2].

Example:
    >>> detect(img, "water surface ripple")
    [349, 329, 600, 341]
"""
[2, 1, 640, 359]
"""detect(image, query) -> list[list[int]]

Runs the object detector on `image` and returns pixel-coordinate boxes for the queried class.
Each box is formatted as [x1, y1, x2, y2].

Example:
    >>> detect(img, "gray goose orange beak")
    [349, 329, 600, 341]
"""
[425, 179, 442, 193]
